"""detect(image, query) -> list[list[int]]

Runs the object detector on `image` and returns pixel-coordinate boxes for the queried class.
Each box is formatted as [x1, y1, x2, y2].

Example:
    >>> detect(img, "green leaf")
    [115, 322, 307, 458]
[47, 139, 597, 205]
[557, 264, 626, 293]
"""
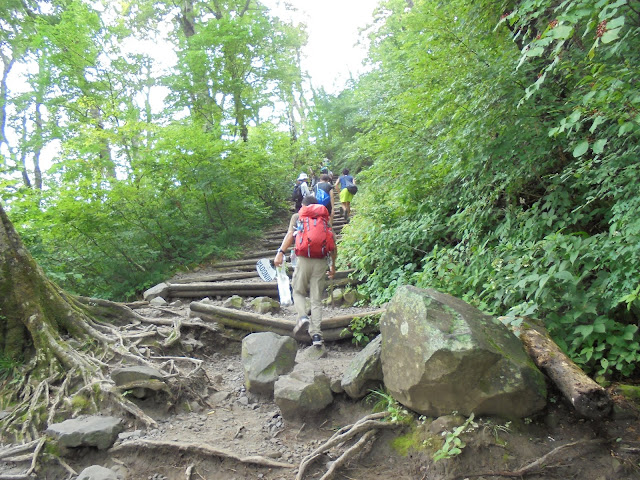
[618, 123, 634, 136]
[575, 325, 594, 338]
[592, 138, 607, 154]
[622, 325, 638, 341]
[601, 28, 621, 44]
[551, 25, 573, 39]
[589, 116, 605, 133]
[572, 140, 589, 157]
[606, 17, 625, 30]
[526, 46, 545, 57]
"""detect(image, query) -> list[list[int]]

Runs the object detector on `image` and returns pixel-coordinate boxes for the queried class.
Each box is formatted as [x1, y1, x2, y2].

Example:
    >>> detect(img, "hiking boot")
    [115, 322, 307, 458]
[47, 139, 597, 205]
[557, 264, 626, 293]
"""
[339, 206, 344, 217]
[293, 317, 310, 340]
[312, 334, 324, 347]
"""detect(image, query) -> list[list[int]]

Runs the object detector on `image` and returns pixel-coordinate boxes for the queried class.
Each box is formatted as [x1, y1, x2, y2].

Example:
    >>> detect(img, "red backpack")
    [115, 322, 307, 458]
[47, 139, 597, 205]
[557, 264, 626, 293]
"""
[294, 204, 335, 258]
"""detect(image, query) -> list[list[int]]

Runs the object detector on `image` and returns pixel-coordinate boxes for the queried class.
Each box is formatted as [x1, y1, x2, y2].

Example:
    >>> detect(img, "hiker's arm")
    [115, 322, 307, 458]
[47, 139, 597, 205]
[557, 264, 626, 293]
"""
[274, 231, 294, 267]
[329, 194, 335, 225]
[328, 247, 337, 279]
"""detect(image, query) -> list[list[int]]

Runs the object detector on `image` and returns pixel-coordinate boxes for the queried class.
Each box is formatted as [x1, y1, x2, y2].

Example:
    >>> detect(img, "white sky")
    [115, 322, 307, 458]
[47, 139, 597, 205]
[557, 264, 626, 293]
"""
[265, 0, 381, 93]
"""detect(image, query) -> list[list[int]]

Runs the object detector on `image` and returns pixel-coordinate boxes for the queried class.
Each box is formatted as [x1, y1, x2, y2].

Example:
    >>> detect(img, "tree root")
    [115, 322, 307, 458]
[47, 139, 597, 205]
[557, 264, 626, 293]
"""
[320, 429, 377, 480]
[458, 438, 607, 478]
[0, 437, 45, 480]
[111, 439, 296, 469]
[1, 292, 222, 442]
[296, 412, 400, 480]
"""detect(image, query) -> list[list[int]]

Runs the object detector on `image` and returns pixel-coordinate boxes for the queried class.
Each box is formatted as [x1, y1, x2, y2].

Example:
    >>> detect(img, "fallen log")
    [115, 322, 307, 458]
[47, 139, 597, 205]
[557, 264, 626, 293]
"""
[513, 322, 612, 419]
[189, 302, 384, 341]
[170, 281, 277, 292]
[174, 289, 279, 299]
[167, 275, 359, 299]
[170, 271, 259, 283]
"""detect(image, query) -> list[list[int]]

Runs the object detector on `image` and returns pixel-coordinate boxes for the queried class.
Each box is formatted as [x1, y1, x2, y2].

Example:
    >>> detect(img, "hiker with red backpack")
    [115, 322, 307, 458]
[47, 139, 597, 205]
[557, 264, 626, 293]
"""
[274, 196, 336, 347]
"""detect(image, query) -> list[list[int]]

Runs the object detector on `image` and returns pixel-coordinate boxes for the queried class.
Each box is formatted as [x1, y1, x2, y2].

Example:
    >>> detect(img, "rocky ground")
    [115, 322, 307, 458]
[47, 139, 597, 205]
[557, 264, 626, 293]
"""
[2, 216, 639, 480]
[3, 299, 633, 480]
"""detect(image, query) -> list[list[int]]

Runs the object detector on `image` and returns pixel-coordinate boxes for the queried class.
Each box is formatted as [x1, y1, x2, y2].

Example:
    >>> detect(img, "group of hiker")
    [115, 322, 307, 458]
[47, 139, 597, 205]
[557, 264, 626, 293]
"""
[292, 168, 356, 224]
[274, 166, 357, 348]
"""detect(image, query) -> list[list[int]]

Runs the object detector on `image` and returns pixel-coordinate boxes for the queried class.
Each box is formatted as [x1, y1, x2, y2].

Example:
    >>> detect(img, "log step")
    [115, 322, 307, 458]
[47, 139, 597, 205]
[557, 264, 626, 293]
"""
[189, 301, 384, 341]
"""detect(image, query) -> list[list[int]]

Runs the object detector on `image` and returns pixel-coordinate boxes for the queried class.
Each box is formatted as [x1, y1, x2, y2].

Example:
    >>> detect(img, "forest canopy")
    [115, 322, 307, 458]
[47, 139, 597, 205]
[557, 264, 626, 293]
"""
[1, 0, 639, 379]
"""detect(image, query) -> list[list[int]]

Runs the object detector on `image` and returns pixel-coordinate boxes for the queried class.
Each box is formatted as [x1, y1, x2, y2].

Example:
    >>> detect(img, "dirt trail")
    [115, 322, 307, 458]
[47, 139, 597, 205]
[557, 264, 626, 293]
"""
[2, 206, 639, 480]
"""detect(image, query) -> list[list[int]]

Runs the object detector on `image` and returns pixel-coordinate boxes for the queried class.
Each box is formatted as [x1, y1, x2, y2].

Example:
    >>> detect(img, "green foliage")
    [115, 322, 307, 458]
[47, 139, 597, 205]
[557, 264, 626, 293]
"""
[330, 0, 640, 379]
[341, 313, 381, 346]
[433, 413, 477, 462]
[0, 353, 22, 385]
[0, 0, 310, 301]
[366, 388, 411, 423]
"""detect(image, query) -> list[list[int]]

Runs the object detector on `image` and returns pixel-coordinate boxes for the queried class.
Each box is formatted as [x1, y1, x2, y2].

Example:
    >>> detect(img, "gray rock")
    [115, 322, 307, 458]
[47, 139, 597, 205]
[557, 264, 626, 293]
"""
[250, 296, 280, 314]
[149, 296, 168, 306]
[274, 363, 333, 419]
[143, 282, 170, 302]
[118, 429, 143, 441]
[77, 465, 119, 480]
[295, 345, 327, 363]
[324, 288, 344, 306]
[223, 295, 244, 309]
[242, 332, 297, 395]
[342, 289, 363, 307]
[111, 366, 164, 386]
[208, 390, 232, 405]
[341, 335, 383, 399]
[46, 416, 124, 450]
[428, 414, 466, 434]
[380, 286, 547, 418]
[149, 297, 169, 307]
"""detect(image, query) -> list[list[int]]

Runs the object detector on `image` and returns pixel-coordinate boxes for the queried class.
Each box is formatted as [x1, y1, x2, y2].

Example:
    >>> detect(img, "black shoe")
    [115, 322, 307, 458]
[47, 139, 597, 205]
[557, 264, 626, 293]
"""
[293, 317, 310, 339]
[312, 334, 323, 347]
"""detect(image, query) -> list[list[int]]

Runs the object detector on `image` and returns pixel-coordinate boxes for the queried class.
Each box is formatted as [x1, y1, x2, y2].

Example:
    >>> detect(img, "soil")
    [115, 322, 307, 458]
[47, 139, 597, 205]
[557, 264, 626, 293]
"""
[2, 221, 639, 480]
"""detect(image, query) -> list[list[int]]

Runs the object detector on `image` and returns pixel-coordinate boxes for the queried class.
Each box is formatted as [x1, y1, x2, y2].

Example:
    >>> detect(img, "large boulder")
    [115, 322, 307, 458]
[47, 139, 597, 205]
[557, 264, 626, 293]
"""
[242, 332, 297, 395]
[273, 363, 333, 419]
[46, 416, 124, 450]
[380, 286, 546, 418]
[341, 335, 383, 399]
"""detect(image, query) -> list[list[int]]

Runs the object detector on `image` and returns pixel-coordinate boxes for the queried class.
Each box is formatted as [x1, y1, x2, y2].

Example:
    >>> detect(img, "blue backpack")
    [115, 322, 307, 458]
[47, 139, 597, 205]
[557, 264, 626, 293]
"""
[314, 184, 332, 210]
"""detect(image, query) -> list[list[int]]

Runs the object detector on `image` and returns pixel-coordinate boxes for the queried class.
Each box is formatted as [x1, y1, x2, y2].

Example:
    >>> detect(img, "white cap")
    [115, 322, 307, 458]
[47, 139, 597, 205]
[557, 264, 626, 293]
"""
[297, 173, 308, 181]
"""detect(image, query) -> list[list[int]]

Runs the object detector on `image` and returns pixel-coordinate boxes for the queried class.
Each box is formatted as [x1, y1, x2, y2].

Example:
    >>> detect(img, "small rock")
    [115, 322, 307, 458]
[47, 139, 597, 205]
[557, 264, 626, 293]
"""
[149, 296, 168, 307]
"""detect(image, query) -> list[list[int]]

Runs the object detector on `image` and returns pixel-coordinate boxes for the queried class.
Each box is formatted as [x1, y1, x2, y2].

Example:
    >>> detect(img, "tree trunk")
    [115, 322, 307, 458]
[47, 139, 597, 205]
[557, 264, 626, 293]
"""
[518, 327, 612, 419]
[0, 203, 159, 439]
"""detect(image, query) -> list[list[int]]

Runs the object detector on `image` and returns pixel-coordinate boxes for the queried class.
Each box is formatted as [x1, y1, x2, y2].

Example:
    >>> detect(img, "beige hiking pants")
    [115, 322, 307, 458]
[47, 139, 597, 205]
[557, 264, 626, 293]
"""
[292, 256, 327, 337]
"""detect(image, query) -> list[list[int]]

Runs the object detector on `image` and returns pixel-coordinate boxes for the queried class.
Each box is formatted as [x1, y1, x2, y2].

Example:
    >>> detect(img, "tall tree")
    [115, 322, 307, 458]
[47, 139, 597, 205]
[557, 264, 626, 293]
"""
[0, 200, 165, 439]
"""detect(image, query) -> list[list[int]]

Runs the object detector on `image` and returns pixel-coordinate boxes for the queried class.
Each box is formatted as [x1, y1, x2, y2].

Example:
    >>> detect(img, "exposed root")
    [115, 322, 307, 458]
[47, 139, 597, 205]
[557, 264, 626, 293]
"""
[319, 429, 378, 480]
[1, 292, 221, 443]
[111, 439, 296, 469]
[0, 437, 45, 480]
[0, 440, 41, 460]
[296, 412, 400, 480]
[458, 439, 607, 478]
